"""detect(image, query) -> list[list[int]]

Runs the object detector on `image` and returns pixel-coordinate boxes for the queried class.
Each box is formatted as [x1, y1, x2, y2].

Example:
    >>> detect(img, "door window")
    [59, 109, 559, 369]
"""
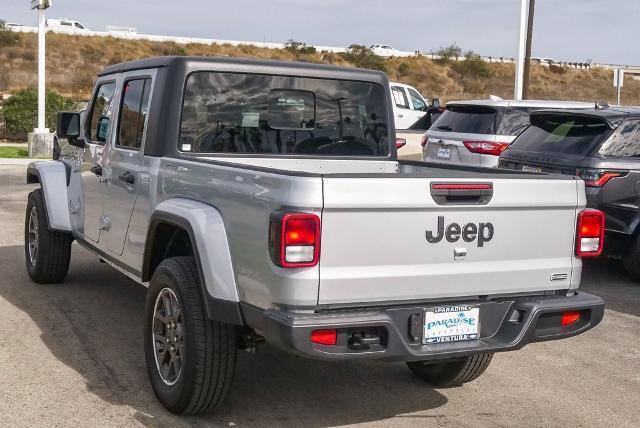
[391, 86, 409, 109]
[407, 87, 426, 111]
[87, 82, 116, 143]
[116, 78, 151, 150]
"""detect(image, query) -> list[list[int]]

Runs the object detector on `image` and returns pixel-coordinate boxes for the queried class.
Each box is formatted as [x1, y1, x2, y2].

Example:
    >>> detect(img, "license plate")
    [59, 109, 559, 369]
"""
[437, 148, 451, 159]
[522, 165, 542, 173]
[423, 305, 480, 344]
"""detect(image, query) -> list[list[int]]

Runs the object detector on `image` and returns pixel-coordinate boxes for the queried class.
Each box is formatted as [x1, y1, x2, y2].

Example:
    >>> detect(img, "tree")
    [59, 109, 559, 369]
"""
[0, 19, 20, 49]
[435, 43, 462, 64]
[284, 40, 317, 55]
[2, 88, 77, 136]
[451, 51, 492, 79]
[342, 44, 387, 72]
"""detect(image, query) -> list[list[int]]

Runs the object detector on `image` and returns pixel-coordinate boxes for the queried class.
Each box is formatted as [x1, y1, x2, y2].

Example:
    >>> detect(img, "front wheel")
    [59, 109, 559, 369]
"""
[144, 256, 238, 415]
[24, 189, 72, 283]
[407, 353, 493, 387]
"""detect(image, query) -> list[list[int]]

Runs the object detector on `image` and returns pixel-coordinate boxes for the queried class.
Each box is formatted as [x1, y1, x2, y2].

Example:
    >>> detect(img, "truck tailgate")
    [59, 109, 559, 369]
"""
[318, 176, 582, 305]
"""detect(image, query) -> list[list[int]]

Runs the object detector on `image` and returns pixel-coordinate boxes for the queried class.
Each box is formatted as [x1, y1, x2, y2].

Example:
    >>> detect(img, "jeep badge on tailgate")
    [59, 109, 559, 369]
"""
[426, 216, 494, 247]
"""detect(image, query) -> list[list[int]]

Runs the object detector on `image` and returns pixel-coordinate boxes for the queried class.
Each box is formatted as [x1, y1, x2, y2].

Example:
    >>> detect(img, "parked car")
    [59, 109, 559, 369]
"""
[422, 99, 593, 168]
[370, 44, 401, 57]
[390, 82, 429, 129]
[27, 56, 603, 415]
[396, 98, 445, 161]
[47, 18, 91, 33]
[499, 107, 640, 279]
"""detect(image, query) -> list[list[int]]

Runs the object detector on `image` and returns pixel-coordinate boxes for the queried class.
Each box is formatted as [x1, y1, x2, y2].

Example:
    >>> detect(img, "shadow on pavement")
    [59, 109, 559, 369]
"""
[581, 258, 640, 317]
[0, 244, 448, 427]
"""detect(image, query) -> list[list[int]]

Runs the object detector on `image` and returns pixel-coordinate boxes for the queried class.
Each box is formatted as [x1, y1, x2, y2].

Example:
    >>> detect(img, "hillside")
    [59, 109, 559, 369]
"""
[1, 31, 640, 105]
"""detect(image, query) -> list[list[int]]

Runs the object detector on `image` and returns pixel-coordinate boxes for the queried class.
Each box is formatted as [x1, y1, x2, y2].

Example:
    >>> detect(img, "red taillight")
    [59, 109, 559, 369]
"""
[577, 169, 624, 187]
[463, 140, 509, 156]
[561, 310, 581, 326]
[575, 209, 605, 257]
[311, 329, 337, 345]
[269, 213, 320, 268]
[395, 138, 407, 149]
[420, 135, 428, 147]
[431, 183, 492, 190]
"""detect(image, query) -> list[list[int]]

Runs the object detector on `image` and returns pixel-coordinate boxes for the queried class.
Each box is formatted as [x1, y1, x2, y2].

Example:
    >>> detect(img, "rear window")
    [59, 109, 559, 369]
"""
[509, 114, 612, 155]
[179, 72, 390, 156]
[496, 107, 534, 135]
[431, 105, 497, 134]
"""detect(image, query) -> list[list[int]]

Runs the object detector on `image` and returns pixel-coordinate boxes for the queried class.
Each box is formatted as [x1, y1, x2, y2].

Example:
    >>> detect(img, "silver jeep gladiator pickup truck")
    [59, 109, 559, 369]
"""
[25, 56, 604, 415]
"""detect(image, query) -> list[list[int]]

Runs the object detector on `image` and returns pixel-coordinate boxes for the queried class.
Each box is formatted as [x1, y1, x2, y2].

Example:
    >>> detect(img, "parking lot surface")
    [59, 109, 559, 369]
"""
[1, 164, 639, 427]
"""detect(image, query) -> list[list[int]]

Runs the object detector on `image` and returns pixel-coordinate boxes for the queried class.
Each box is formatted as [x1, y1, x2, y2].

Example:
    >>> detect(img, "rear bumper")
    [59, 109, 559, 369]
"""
[250, 291, 604, 362]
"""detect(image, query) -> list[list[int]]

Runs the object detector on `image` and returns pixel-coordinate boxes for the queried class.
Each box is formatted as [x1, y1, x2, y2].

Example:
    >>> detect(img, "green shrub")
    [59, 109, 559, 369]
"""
[342, 44, 387, 72]
[2, 88, 77, 136]
[435, 43, 462, 64]
[452, 51, 492, 79]
[0, 20, 20, 49]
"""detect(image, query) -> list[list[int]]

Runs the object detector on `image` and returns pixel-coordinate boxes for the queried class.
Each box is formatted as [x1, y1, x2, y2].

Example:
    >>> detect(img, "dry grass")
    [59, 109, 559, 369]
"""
[1, 32, 639, 104]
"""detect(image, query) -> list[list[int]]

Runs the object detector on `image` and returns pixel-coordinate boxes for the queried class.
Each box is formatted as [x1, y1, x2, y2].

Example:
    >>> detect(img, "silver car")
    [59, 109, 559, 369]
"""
[422, 99, 593, 168]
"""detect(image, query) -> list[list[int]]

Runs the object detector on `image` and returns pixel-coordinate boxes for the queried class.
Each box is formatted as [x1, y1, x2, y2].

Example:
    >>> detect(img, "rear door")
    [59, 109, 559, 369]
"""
[318, 175, 581, 305]
[101, 75, 153, 255]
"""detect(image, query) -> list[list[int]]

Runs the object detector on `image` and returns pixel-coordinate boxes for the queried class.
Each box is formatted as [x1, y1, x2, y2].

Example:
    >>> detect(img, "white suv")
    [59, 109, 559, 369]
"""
[422, 99, 593, 168]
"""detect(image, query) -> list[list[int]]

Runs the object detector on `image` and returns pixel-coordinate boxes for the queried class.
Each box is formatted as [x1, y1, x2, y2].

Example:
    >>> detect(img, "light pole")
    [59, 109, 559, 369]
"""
[514, 0, 530, 100]
[28, 0, 53, 158]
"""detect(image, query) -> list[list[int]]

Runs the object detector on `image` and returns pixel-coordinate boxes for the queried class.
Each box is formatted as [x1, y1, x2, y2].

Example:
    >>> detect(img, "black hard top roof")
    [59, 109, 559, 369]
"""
[531, 106, 640, 128]
[98, 56, 388, 84]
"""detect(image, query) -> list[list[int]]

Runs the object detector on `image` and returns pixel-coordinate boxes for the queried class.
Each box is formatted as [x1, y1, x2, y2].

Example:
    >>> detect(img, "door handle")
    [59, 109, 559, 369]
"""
[398, 114, 404, 118]
[90, 164, 102, 176]
[118, 171, 135, 185]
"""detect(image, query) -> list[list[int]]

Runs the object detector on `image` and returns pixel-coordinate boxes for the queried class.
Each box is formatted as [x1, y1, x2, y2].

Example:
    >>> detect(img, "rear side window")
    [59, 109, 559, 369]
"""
[87, 82, 116, 143]
[431, 105, 497, 134]
[117, 78, 151, 150]
[391, 86, 409, 109]
[597, 119, 640, 157]
[180, 72, 390, 156]
[509, 114, 612, 155]
[407, 87, 426, 111]
[496, 107, 533, 135]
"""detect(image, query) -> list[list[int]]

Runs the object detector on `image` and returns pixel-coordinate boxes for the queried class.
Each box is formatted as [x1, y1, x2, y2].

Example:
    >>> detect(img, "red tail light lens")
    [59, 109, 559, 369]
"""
[269, 213, 320, 268]
[395, 138, 407, 149]
[311, 329, 337, 345]
[577, 169, 624, 187]
[561, 311, 581, 326]
[421, 135, 429, 147]
[575, 209, 605, 257]
[463, 140, 509, 156]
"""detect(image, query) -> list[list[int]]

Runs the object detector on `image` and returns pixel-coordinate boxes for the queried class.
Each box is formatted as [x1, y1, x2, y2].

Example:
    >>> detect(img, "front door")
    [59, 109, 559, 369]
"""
[102, 77, 152, 255]
[81, 81, 117, 242]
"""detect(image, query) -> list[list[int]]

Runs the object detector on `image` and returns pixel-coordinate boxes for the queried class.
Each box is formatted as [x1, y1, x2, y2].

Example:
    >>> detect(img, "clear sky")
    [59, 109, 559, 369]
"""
[3, 0, 639, 65]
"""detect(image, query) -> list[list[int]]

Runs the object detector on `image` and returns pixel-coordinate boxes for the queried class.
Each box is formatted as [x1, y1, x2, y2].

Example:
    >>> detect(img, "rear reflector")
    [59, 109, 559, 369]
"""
[463, 140, 509, 156]
[311, 329, 337, 345]
[561, 311, 581, 326]
[269, 213, 320, 268]
[576, 209, 605, 257]
[395, 138, 407, 149]
[431, 183, 492, 190]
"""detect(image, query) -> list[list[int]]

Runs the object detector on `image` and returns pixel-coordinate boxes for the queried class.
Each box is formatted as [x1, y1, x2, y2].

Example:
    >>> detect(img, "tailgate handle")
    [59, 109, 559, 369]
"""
[430, 183, 493, 205]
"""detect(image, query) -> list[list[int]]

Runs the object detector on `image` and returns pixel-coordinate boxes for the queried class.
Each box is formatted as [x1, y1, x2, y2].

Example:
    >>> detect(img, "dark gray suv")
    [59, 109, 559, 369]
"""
[499, 107, 640, 279]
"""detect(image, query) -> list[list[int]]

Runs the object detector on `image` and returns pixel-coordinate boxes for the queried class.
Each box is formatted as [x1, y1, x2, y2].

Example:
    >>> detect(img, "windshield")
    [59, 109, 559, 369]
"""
[509, 114, 612, 155]
[180, 72, 390, 156]
[431, 105, 497, 134]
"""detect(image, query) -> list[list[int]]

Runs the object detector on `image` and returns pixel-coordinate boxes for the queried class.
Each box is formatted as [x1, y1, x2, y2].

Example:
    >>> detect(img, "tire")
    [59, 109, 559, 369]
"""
[24, 189, 72, 283]
[144, 256, 238, 415]
[622, 236, 640, 281]
[407, 353, 493, 387]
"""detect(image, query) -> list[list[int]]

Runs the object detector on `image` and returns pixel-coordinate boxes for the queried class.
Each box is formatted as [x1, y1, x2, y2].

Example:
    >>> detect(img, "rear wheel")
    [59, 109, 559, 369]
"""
[144, 256, 238, 415]
[622, 236, 640, 281]
[407, 353, 493, 387]
[24, 189, 72, 283]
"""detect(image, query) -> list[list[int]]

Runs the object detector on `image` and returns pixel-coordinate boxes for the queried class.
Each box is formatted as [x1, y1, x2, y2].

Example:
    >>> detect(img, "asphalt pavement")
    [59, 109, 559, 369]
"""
[0, 164, 638, 427]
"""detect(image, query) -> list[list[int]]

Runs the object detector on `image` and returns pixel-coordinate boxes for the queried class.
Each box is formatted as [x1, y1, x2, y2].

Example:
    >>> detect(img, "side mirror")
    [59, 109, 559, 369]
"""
[431, 98, 441, 108]
[57, 111, 81, 140]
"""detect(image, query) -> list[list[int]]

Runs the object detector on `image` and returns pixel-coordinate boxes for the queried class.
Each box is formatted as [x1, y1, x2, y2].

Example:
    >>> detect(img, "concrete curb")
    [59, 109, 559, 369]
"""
[0, 158, 40, 166]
